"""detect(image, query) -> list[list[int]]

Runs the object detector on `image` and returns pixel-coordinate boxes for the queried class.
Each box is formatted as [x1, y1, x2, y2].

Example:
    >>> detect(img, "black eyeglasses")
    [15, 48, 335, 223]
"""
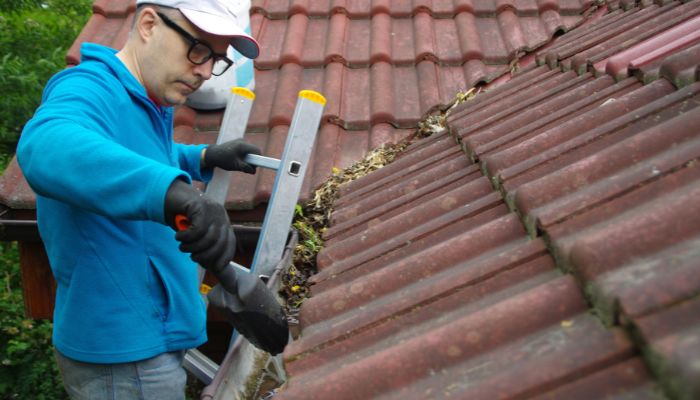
[157, 12, 234, 76]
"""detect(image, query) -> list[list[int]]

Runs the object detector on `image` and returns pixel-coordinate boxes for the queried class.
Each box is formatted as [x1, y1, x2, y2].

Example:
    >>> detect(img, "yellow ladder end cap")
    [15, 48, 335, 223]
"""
[231, 87, 256, 100]
[299, 90, 326, 106]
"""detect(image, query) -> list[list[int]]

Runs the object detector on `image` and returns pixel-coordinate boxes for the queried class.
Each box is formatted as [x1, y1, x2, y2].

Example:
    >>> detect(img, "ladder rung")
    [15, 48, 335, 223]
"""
[183, 349, 218, 385]
[244, 154, 281, 171]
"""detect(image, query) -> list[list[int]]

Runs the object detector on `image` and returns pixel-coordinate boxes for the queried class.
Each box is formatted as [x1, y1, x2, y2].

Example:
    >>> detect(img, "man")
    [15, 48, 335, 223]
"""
[17, 1, 261, 398]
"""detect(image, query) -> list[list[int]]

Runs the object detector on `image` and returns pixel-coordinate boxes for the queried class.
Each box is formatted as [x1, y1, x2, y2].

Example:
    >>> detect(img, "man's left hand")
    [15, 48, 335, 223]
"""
[203, 139, 261, 174]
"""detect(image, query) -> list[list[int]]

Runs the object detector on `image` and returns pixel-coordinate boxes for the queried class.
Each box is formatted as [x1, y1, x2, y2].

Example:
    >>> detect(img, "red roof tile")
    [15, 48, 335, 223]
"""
[383, 315, 633, 400]
[277, 1, 700, 398]
[1, 0, 594, 214]
[0, 160, 34, 210]
[498, 78, 691, 206]
[656, 41, 700, 87]
[530, 358, 665, 400]
[600, 14, 700, 80]
[310, 213, 526, 321]
[632, 296, 700, 398]
[594, 235, 700, 325]
[542, 2, 681, 69]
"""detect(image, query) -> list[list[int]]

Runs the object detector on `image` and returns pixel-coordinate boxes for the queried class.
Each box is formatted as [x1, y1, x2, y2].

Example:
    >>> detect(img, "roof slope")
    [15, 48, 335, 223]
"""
[279, 1, 700, 398]
[0, 0, 594, 215]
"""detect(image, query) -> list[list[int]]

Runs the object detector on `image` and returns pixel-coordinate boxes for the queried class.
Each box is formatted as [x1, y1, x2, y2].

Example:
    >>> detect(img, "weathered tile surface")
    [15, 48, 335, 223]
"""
[279, 1, 700, 398]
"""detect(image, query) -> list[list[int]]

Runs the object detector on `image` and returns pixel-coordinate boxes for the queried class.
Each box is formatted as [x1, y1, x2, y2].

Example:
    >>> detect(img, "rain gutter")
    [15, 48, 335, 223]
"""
[201, 229, 297, 400]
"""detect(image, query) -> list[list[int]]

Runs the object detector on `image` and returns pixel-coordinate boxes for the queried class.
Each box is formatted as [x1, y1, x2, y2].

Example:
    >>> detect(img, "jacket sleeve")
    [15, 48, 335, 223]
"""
[17, 71, 187, 225]
[173, 143, 212, 183]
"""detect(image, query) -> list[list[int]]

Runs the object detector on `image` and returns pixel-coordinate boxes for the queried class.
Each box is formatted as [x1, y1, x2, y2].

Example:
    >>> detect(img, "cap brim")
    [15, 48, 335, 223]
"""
[180, 8, 260, 59]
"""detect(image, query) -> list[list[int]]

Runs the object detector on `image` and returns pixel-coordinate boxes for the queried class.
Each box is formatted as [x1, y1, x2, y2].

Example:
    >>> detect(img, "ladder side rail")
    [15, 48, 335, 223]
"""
[250, 91, 326, 276]
[184, 87, 254, 382]
[204, 88, 255, 205]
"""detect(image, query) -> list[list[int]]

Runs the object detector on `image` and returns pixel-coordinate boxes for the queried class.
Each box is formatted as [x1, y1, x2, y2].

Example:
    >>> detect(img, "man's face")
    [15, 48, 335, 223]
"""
[142, 11, 231, 106]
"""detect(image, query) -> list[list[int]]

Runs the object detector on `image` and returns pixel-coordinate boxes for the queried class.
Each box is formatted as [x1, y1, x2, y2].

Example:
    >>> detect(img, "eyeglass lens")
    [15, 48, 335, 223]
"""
[187, 43, 232, 76]
[212, 59, 231, 76]
[187, 43, 211, 64]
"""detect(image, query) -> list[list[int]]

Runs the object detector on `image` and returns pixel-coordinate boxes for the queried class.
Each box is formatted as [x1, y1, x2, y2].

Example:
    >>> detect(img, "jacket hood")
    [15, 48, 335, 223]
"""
[44, 43, 152, 107]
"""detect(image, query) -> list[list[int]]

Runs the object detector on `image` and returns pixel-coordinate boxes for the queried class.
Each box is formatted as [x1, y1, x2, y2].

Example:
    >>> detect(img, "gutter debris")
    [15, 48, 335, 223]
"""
[278, 87, 478, 336]
[279, 143, 412, 332]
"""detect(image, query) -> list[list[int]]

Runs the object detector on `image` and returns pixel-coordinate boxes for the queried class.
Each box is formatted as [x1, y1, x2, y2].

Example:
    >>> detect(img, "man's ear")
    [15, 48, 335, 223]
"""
[135, 7, 158, 43]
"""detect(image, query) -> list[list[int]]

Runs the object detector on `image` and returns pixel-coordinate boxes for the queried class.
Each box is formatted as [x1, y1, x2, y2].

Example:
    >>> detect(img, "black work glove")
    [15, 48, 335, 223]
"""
[204, 139, 261, 174]
[164, 179, 235, 274]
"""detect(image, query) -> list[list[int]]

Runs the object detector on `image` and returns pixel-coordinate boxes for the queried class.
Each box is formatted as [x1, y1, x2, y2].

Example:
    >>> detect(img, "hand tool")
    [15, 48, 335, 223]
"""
[175, 215, 288, 355]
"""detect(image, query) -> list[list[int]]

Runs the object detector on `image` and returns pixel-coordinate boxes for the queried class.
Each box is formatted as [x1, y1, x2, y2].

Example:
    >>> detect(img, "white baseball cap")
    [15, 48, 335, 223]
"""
[136, 0, 260, 59]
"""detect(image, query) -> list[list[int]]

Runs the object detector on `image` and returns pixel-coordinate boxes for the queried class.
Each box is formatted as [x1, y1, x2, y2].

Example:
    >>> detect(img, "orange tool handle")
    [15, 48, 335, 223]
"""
[175, 214, 217, 295]
[174, 214, 190, 231]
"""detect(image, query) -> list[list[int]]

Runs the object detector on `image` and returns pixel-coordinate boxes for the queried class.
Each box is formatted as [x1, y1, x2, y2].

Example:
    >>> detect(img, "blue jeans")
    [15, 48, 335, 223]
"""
[55, 350, 187, 400]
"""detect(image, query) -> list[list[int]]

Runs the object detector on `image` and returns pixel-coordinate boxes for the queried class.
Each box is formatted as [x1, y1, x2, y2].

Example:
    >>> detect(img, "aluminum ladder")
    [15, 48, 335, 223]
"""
[182, 87, 326, 385]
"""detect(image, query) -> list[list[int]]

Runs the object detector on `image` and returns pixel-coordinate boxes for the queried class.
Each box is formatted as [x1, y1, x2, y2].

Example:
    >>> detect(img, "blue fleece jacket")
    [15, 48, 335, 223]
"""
[17, 43, 212, 363]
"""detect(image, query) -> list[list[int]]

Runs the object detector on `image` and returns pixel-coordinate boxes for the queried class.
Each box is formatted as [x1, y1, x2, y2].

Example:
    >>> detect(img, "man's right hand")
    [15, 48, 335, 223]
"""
[164, 179, 235, 274]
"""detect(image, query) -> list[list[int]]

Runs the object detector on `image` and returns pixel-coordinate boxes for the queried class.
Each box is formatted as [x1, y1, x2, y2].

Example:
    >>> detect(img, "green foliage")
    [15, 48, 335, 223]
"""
[0, 152, 11, 172]
[0, 1, 91, 398]
[0, 242, 67, 399]
[0, 0, 92, 154]
[0, 1, 43, 12]
[293, 220, 323, 253]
